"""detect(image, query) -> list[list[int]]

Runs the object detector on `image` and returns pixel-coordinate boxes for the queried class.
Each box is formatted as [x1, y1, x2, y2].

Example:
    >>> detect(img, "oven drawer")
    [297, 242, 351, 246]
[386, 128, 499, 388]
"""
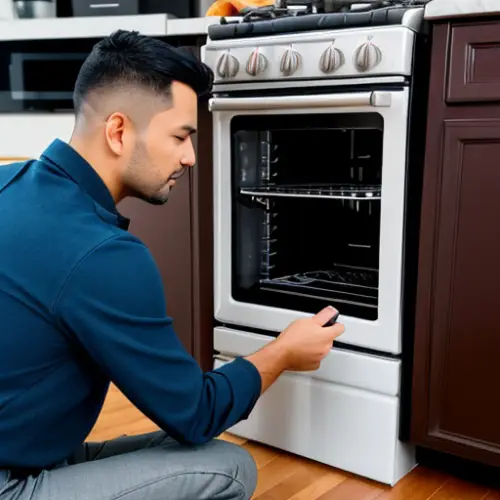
[214, 355, 415, 485]
[447, 21, 500, 103]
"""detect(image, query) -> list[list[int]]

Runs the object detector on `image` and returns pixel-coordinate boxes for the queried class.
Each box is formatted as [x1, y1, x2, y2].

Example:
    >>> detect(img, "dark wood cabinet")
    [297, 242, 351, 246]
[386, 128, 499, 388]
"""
[447, 22, 500, 103]
[411, 20, 500, 467]
[117, 38, 214, 373]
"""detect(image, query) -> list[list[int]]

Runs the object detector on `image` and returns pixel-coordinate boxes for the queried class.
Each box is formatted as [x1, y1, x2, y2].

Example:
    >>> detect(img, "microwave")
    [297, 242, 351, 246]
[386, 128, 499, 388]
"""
[0, 36, 200, 112]
[8, 52, 87, 110]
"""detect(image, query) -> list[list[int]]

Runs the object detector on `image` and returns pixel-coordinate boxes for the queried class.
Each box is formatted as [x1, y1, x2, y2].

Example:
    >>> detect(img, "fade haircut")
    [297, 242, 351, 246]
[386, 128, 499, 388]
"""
[73, 29, 214, 114]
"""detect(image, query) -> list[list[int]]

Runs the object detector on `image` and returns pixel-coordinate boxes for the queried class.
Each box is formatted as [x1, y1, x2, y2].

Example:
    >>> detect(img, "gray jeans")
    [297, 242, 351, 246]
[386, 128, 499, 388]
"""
[0, 431, 257, 500]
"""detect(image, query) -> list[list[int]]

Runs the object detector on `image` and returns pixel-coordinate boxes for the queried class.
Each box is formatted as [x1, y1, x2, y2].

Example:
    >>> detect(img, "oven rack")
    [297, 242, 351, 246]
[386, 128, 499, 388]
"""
[259, 267, 379, 309]
[261, 268, 378, 290]
[240, 184, 381, 200]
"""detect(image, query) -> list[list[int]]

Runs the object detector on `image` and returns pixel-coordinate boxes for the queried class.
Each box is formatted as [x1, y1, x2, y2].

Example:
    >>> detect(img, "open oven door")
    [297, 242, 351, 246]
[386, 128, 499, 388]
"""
[212, 88, 411, 355]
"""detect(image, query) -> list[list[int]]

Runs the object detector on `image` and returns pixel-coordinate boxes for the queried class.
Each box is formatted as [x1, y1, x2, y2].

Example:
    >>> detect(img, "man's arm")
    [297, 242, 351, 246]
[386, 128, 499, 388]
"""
[54, 234, 261, 446]
[245, 341, 288, 395]
[244, 305, 344, 394]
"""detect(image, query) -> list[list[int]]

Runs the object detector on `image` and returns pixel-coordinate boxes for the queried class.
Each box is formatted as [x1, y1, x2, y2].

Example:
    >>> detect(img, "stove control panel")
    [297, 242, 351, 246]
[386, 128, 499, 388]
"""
[203, 26, 416, 85]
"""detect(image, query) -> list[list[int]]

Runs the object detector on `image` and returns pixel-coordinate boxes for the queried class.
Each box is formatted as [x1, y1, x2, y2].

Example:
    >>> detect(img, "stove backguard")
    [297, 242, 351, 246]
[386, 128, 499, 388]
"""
[231, 112, 383, 320]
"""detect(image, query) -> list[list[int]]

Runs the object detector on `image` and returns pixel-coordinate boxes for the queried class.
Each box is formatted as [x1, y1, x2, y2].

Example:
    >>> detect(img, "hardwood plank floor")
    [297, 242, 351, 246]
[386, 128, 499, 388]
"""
[87, 385, 500, 499]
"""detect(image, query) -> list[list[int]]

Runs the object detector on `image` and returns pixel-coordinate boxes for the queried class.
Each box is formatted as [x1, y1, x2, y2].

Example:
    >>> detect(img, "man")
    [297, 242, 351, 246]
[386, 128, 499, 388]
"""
[0, 30, 344, 500]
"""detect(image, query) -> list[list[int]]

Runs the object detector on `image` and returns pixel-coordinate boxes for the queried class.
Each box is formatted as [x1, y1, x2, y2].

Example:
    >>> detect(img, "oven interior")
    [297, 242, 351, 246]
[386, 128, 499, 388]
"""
[231, 113, 384, 321]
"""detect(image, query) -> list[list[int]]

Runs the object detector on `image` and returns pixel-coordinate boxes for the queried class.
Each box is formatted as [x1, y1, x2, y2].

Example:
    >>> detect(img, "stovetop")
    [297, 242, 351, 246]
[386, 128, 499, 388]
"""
[242, 0, 428, 19]
[208, 0, 428, 40]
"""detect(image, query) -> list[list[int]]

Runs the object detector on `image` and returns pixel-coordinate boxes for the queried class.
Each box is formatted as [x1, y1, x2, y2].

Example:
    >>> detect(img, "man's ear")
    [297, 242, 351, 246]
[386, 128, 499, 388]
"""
[104, 112, 130, 157]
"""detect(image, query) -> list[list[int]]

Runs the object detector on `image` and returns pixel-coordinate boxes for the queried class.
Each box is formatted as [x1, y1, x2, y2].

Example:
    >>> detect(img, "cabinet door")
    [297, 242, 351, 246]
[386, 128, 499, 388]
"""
[412, 119, 500, 466]
[114, 100, 214, 370]
[118, 173, 194, 355]
[447, 21, 500, 103]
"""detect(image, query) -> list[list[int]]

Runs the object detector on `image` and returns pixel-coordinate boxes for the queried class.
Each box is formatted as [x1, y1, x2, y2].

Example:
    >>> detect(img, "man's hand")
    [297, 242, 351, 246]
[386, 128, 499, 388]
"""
[245, 306, 345, 394]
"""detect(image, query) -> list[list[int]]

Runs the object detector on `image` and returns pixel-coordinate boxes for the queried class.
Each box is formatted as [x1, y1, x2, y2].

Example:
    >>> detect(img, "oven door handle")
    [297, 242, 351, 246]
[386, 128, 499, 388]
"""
[209, 91, 392, 111]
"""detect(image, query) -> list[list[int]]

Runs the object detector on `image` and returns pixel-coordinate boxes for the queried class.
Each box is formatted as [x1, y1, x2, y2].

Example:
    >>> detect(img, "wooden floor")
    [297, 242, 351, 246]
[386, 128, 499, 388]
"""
[88, 385, 500, 500]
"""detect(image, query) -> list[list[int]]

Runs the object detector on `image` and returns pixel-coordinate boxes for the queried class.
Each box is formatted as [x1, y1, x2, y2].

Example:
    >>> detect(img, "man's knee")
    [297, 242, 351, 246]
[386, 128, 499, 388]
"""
[209, 439, 257, 499]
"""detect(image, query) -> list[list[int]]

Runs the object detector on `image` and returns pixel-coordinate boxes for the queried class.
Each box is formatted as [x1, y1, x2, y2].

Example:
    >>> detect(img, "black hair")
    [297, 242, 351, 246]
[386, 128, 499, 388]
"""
[73, 29, 214, 113]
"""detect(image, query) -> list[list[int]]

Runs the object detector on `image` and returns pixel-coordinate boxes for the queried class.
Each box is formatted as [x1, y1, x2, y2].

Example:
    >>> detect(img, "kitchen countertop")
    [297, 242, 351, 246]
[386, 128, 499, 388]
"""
[1, 5, 498, 39]
[0, 14, 226, 41]
[425, 0, 500, 20]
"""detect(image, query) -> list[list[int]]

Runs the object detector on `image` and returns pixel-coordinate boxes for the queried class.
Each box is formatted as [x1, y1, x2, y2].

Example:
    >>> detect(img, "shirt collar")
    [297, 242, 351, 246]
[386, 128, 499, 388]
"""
[40, 139, 130, 230]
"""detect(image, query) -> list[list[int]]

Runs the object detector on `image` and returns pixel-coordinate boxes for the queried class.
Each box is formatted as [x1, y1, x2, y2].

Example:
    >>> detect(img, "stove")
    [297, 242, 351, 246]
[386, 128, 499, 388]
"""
[202, 0, 431, 486]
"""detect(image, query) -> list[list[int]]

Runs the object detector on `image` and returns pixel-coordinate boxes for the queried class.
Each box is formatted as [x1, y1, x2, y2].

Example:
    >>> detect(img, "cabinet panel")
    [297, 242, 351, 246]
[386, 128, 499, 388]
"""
[118, 174, 194, 355]
[115, 99, 214, 370]
[413, 118, 500, 466]
[447, 21, 500, 103]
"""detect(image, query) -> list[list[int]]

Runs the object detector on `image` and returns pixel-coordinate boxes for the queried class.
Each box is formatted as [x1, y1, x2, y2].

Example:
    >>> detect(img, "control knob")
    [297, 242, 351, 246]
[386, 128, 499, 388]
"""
[319, 43, 345, 74]
[354, 39, 382, 72]
[216, 51, 239, 79]
[280, 46, 301, 76]
[246, 48, 268, 77]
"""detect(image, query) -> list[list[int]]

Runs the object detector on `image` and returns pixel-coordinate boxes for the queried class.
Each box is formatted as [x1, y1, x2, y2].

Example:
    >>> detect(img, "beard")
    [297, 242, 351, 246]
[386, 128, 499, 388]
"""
[123, 141, 172, 206]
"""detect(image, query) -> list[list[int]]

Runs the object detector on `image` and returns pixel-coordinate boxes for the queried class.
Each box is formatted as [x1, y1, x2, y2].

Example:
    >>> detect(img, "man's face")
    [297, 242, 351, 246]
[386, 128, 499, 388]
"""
[122, 81, 198, 205]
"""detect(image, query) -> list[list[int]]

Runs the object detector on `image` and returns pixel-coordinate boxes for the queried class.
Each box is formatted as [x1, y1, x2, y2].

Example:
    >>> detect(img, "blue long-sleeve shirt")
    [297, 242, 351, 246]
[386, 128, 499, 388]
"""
[0, 139, 261, 471]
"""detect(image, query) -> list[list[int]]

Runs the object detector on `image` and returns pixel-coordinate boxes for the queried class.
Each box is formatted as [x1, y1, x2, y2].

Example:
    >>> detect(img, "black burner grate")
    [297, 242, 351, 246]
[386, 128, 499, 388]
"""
[210, 1, 429, 40]
[238, 0, 430, 21]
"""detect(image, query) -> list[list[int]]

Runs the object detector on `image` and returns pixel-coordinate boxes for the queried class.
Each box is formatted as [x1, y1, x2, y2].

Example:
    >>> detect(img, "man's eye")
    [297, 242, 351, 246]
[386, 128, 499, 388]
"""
[175, 136, 185, 142]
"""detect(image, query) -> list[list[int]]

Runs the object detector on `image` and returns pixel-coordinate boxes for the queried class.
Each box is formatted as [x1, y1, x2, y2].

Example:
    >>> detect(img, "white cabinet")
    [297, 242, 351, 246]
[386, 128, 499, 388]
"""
[0, 114, 75, 159]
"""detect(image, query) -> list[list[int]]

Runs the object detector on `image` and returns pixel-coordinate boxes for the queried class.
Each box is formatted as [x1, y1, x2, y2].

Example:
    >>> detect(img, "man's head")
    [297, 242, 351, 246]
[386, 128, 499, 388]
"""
[71, 30, 213, 205]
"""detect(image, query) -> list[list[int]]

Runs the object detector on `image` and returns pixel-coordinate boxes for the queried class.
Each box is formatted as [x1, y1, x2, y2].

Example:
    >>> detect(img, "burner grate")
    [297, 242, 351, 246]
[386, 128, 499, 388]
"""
[211, 0, 428, 41]
[237, 0, 430, 22]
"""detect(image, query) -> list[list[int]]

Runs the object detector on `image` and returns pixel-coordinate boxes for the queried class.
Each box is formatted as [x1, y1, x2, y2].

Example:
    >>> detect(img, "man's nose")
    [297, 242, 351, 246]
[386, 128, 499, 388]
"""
[181, 137, 196, 168]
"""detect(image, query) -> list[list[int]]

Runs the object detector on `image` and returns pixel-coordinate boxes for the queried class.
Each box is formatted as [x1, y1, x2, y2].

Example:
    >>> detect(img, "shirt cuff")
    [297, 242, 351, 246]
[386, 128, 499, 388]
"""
[215, 356, 262, 420]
